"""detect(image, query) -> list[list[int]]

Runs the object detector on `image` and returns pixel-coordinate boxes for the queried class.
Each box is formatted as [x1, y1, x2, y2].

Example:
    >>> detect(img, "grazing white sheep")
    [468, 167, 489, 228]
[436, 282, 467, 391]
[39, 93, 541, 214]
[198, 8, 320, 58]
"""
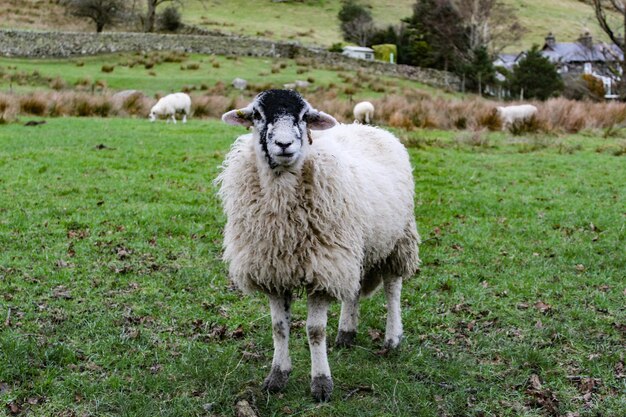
[148, 92, 191, 124]
[232, 77, 247, 90]
[496, 104, 538, 130]
[353, 101, 375, 124]
[218, 90, 420, 402]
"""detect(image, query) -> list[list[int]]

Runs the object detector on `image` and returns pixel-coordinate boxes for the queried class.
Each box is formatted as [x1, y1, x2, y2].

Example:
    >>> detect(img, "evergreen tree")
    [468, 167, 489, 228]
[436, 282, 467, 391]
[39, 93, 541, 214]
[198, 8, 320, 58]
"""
[509, 45, 563, 100]
[463, 47, 496, 95]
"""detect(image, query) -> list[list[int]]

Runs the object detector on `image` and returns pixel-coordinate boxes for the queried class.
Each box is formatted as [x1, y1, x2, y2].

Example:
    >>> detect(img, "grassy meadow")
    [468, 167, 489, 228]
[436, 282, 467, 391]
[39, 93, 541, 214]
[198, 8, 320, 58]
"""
[0, 117, 624, 416]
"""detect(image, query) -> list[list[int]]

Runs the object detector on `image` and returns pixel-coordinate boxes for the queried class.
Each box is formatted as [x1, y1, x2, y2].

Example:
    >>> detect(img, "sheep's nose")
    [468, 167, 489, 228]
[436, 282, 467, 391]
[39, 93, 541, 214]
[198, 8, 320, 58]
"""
[275, 140, 292, 150]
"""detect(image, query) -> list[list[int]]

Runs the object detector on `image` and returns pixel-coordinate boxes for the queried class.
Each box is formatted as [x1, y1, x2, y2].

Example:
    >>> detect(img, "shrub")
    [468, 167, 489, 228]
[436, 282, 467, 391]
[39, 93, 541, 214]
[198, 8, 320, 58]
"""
[49, 77, 67, 91]
[101, 65, 115, 73]
[122, 92, 149, 116]
[477, 109, 502, 131]
[20, 95, 47, 115]
[186, 63, 200, 70]
[508, 115, 542, 136]
[158, 6, 182, 32]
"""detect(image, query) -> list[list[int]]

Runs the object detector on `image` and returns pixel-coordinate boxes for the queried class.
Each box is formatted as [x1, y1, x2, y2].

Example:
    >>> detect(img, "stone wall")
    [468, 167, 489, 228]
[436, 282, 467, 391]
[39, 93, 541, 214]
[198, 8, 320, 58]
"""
[0, 29, 460, 90]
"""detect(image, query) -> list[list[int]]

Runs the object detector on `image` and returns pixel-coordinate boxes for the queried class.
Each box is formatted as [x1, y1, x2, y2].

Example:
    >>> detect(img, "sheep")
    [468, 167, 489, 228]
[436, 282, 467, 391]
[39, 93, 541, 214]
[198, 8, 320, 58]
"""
[353, 101, 375, 124]
[232, 77, 247, 90]
[148, 92, 191, 123]
[218, 89, 420, 402]
[496, 104, 538, 130]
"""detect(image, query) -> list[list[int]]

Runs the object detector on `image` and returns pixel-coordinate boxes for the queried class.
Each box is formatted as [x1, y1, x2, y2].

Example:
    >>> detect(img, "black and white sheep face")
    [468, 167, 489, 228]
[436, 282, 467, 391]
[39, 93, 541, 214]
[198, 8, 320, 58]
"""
[222, 90, 337, 169]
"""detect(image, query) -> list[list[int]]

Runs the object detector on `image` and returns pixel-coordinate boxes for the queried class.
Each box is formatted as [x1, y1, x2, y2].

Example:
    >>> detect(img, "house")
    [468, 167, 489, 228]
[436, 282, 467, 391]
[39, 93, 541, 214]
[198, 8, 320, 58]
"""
[541, 32, 623, 98]
[342, 46, 375, 61]
[540, 32, 622, 77]
[494, 32, 623, 98]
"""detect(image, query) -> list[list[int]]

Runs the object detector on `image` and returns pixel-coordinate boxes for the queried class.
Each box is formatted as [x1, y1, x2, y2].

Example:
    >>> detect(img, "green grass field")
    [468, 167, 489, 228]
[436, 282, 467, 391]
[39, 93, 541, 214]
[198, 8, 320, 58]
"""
[0, 53, 457, 100]
[0, 118, 624, 416]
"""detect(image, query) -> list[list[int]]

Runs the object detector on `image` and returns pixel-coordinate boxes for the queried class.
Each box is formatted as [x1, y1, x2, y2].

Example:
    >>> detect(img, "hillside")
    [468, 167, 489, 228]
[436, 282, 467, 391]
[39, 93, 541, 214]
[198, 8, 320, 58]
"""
[0, 0, 616, 52]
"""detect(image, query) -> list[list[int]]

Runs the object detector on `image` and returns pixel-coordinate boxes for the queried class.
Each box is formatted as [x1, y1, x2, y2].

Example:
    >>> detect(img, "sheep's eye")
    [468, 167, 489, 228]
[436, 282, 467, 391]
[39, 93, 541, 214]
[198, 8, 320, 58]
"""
[253, 110, 262, 121]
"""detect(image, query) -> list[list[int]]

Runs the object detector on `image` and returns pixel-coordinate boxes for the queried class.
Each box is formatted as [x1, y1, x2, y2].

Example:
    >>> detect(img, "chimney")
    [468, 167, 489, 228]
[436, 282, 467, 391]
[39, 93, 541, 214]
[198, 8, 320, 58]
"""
[578, 31, 593, 49]
[545, 32, 556, 49]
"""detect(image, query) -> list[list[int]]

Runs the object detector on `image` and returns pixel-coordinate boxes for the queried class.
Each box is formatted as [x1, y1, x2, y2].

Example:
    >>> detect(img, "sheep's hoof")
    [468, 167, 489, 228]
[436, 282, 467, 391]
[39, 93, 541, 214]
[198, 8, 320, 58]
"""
[335, 330, 356, 348]
[262, 367, 290, 393]
[383, 334, 403, 350]
[311, 375, 333, 402]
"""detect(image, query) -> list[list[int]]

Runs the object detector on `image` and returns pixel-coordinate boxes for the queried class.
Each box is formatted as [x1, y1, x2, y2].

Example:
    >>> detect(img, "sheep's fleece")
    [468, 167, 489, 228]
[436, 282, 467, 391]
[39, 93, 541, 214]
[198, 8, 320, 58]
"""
[216, 120, 420, 301]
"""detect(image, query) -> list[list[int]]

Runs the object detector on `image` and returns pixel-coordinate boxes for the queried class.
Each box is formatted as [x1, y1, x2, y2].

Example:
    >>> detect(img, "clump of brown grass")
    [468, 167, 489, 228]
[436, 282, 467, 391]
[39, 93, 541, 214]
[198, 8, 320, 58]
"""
[477, 108, 502, 131]
[192, 95, 232, 118]
[101, 65, 115, 73]
[72, 94, 113, 117]
[120, 92, 151, 116]
[455, 129, 491, 147]
[49, 76, 66, 91]
[163, 51, 188, 63]
[508, 115, 543, 136]
[0, 94, 17, 124]
[186, 63, 200, 70]
[20, 94, 47, 115]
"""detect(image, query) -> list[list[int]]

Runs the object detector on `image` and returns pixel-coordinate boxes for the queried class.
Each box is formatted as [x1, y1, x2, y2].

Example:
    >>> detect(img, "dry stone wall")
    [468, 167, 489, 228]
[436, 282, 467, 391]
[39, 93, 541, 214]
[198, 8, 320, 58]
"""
[0, 29, 460, 90]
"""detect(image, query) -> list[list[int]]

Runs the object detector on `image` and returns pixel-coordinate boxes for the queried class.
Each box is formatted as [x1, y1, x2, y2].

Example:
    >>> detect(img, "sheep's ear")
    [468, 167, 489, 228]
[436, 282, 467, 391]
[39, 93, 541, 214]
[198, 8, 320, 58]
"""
[305, 109, 337, 130]
[222, 107, 253, 127]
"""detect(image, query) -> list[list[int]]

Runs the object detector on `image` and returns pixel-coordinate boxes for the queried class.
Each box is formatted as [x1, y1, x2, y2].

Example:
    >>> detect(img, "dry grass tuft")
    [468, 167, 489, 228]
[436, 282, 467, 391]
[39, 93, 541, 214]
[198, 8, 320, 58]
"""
[20, 94, 47, 115]
[101, 65, 115, 73]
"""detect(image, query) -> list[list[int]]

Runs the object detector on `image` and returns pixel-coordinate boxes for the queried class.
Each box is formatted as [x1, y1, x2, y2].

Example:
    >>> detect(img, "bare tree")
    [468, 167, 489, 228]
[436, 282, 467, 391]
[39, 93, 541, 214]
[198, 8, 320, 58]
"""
[453, 0, 526, 54]
[63, 0, 125, 33]
[591, 0, 626, 97]
[143, 0, 181, 32]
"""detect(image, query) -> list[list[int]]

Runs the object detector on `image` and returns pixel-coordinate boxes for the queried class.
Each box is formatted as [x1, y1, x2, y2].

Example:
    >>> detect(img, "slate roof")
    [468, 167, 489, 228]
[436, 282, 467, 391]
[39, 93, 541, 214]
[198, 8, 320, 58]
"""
[542, 42, 623, 63]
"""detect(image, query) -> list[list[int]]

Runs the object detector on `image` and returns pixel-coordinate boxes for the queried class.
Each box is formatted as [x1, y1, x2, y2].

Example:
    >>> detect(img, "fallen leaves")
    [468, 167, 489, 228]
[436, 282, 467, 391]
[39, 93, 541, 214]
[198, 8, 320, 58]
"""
[526, 374, 559, 416]
[368, 328, 383, 342]
[534, 301, 552, 314]
[52, 285, 72, 300]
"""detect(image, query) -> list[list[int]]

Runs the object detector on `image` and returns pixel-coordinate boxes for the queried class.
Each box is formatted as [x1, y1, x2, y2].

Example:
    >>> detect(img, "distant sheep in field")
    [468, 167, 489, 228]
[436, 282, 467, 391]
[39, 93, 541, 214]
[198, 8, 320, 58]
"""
[232, 78, 247, 90]
[148, 92, 191, 123]
[353, 101, 375, 124]
[496, 104, 538, 130]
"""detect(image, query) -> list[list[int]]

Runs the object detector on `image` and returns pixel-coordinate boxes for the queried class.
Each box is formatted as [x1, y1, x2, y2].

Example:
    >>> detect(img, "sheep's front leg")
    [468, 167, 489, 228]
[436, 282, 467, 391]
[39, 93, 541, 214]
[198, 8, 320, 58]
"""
[182, 113, 187, 123]
[383, 276, 403, 349]
[171, 114, 177, 124]
[307, 292, 333, 402]
[335, 296, 359, 347]
[262, 292, 292, 393]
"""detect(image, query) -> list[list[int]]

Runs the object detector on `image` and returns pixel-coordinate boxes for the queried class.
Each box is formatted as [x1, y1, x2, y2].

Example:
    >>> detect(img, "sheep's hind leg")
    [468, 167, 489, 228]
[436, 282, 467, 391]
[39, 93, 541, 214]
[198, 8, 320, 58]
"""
[335, 296, 359, 348]
[171, 114, 177, 124]
[383, 276, 403, 349]
[262, 292, 292, 393]
[307, 292, 333, 402]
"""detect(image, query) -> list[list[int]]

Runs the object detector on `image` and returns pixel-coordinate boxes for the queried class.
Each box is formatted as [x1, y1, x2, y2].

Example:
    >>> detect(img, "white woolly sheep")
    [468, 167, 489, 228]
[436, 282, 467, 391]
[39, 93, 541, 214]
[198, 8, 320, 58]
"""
[496, 104, 538, 130]
[353, 101, 375, 124]
[148, 92, 191, 124]
[232, 77, 247, 90]
[219, 90, 420, 402]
